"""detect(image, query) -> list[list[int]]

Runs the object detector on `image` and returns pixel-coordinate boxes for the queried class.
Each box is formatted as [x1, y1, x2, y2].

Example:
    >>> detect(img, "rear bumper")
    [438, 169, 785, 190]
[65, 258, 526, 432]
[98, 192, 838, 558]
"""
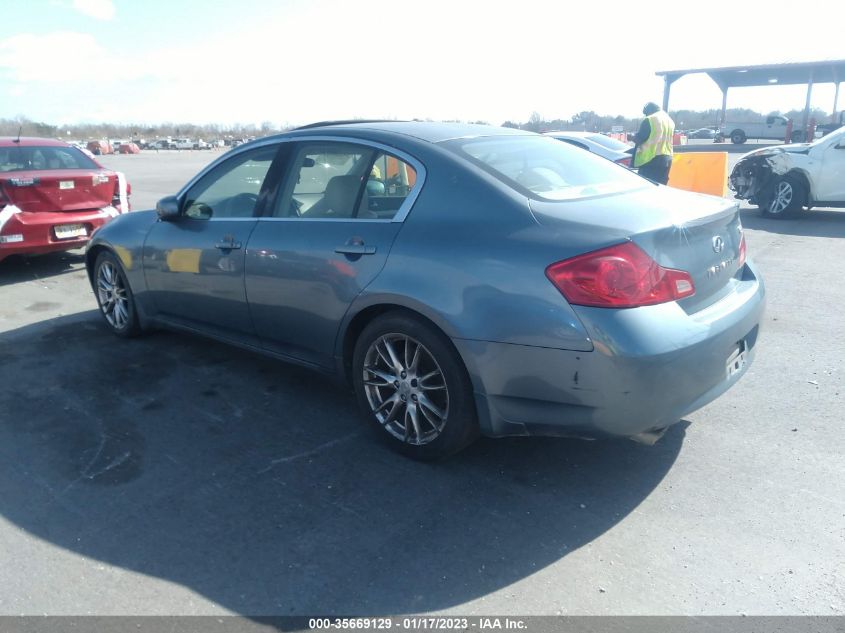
[455, 261, 765, 439]
[0, 207, 119, 262]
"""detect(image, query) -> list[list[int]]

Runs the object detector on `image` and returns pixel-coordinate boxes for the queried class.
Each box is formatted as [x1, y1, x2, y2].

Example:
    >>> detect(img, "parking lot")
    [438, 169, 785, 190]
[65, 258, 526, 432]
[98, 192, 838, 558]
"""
[0, 149, 843, 616]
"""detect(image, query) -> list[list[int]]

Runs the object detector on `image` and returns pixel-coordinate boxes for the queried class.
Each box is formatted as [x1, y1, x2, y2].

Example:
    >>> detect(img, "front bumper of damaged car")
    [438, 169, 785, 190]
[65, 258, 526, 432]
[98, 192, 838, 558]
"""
[729, 151, 797, 203]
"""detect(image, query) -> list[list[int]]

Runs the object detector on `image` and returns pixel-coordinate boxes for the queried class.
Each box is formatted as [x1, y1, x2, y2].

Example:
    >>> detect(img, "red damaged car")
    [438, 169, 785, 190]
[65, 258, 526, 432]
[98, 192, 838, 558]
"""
[0, 137, 130, 263]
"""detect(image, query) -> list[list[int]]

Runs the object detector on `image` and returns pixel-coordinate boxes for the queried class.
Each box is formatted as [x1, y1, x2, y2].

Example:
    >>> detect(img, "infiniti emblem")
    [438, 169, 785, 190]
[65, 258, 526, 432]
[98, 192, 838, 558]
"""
[712, 236, 725, 253]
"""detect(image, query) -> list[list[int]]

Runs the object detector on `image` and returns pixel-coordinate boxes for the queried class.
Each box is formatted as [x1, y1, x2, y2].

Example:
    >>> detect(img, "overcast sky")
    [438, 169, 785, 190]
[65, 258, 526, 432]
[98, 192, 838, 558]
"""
[0, 0, 842, 127]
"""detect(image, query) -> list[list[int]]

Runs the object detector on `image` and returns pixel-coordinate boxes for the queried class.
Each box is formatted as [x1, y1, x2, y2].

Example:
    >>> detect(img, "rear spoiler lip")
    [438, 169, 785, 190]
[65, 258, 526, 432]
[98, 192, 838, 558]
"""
[673, 201, 740, 229]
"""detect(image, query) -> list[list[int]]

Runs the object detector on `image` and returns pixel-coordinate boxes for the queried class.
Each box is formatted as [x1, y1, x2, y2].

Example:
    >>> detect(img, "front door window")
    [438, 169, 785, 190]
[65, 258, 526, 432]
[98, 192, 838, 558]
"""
[183, 145, 277, 219]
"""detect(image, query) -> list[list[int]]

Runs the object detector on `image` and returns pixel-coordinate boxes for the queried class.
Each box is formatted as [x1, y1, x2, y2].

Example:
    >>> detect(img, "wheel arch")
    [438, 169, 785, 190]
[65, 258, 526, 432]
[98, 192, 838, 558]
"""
[785, 168, 814, 203]
[85, 243, 153, 328]
[85, 244, 112, 287]
[338, 299, 461, 385]
[729, 128, 747, 140]
[338, 299, 497, 439]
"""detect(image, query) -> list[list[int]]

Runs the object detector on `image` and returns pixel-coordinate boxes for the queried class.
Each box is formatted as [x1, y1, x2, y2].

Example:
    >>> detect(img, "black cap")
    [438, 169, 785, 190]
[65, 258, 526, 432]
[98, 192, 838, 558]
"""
[643, 102, 660, 116]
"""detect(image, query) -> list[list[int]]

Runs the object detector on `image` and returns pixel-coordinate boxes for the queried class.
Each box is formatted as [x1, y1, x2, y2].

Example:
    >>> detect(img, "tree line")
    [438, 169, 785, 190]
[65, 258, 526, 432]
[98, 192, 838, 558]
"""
[0, 117, 285, 141]
[0, 107, 835, 140]
[505, 107, 833, 133]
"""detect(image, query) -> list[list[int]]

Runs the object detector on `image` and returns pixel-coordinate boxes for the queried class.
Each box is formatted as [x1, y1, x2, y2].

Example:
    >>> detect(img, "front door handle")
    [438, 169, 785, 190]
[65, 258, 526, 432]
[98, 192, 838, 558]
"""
[334, 244, 376, 255]
[215, 240, 242, 250]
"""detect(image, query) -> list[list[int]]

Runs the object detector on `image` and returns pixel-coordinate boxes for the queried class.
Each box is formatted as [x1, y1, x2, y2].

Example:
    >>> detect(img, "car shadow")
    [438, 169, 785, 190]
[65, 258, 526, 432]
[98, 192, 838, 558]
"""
[0, 312, 686, 615]
[740, 207, 845, 239]
[0, 249, 87, 287]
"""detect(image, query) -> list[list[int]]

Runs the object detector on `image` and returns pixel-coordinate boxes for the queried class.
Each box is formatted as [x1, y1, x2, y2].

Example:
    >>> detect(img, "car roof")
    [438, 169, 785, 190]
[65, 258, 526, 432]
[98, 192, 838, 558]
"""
[0, 136, 71, 148]
[284, 121, 534, 144]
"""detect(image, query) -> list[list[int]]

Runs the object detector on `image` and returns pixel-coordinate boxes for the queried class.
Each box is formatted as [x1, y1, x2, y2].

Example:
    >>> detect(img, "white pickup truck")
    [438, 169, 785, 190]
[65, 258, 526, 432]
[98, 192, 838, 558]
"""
[720, 114, 807, 144]
[170, 138, 195, 150]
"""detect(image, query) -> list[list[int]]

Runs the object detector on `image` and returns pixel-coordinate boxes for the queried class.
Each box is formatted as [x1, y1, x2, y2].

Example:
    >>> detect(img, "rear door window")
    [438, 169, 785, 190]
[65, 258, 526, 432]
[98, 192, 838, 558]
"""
[273, 142, 417, 220]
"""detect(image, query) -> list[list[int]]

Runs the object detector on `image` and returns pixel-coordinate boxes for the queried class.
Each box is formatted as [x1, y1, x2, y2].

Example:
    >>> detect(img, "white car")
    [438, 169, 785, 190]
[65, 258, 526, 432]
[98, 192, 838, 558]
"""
[543, 131, 632, 167]
[729, 125, 845, 218]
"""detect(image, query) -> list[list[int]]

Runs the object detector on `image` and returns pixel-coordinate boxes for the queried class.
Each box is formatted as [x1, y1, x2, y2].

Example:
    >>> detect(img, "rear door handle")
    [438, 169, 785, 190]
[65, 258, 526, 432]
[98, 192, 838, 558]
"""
[334, 244, 376, 255]
[215, 241, 242, 250]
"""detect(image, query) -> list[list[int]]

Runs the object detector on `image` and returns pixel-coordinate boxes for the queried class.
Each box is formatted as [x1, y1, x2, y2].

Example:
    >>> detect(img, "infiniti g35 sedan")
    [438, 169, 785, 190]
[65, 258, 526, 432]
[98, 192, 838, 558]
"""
[85, 121, 764, 460]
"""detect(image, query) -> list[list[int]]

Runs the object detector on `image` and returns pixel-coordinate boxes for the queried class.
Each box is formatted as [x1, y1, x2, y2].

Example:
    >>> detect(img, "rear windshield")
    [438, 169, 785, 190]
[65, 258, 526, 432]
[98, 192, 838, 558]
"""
[448, 135, 645, 201]
[586, 134, 631, 151]
[0, 145, 99, 172]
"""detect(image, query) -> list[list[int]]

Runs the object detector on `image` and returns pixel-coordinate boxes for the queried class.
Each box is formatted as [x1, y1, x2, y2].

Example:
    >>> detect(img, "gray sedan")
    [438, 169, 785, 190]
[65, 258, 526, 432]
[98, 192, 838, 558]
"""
[86, 121, 764, 460]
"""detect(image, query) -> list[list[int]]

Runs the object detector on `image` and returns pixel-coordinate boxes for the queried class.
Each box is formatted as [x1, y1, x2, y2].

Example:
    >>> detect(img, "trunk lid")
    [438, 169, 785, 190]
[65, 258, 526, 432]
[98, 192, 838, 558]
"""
[0, 169, 115, 213]
[530, 186, 744, 312]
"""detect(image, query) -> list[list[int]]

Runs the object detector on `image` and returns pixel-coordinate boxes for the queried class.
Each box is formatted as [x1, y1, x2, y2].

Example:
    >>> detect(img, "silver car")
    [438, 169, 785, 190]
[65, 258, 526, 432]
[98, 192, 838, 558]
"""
[543, 131, 633, 166]
[86, 121, 764, 460]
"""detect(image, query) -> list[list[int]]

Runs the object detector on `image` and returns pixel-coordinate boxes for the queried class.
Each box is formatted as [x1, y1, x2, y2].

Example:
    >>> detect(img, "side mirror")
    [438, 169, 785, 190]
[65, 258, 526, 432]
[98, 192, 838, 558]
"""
[156, 195, 181, 220]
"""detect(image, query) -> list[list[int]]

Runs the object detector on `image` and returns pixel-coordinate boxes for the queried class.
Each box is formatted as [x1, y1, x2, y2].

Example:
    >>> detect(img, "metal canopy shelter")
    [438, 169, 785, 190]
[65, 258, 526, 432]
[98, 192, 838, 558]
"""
[656, 60, 845, 129]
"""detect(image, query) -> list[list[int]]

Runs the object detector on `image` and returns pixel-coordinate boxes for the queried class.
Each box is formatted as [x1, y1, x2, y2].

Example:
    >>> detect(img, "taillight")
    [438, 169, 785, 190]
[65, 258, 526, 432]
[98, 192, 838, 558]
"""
[545, 241, 695, 308]
[112, 178, 120, 207]
[738, 233, 747, 268]
[615, 157, 632, 167]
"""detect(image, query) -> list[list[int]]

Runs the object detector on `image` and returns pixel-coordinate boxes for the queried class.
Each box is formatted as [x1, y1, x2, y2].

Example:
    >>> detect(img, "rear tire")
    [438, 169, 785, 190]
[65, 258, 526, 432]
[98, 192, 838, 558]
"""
[730, 130, 747, 144]
[93, 251, 141, 337]
[761, 175, 806, 219]
[352, 312, 479, 460]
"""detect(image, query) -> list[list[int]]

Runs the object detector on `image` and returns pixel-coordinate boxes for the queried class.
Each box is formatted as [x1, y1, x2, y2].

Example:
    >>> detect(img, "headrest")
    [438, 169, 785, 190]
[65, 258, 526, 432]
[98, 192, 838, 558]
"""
[324, 175, 362, 216]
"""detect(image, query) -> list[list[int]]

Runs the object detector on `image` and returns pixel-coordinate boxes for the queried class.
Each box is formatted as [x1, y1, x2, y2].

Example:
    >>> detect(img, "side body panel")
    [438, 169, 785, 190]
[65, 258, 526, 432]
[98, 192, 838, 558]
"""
[336, 141, 596, 359]
[142, 217, 259, 344]
[814, 140, 845, 201]
[245, 219, 401, 368]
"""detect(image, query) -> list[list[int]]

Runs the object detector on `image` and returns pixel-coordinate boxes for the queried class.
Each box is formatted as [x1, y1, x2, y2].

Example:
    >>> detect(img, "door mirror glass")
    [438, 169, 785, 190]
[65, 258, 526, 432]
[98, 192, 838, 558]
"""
[156, 195, 181, 220]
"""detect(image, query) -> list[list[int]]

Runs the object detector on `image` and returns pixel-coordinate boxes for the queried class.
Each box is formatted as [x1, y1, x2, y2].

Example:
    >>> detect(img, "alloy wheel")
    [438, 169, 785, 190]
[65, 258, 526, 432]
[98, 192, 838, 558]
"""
[97, 261, 130, 329]
[362, 333, 449, 445]
[769, 181, 793, 214]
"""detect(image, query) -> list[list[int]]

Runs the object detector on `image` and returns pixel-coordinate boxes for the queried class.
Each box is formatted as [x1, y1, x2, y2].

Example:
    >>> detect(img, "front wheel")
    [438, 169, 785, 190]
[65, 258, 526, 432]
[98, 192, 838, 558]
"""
[352, 312, 479, 460]
[761, 175, 806, 219]
[94, 251, 141, 337]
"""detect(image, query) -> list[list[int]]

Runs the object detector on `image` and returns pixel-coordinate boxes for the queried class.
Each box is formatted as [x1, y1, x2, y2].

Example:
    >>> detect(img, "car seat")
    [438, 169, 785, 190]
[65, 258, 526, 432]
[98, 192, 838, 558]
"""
[306, 174, 372, 218]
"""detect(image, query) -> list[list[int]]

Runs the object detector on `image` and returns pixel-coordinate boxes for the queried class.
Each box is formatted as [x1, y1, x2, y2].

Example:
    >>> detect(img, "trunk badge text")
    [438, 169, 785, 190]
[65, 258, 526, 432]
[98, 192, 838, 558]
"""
[708, 235, 734, 278]
[707, 257, 735, 278]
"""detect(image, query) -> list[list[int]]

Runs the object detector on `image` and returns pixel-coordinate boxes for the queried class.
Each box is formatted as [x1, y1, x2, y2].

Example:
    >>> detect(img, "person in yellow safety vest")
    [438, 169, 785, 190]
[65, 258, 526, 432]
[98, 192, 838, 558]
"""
[633, 102, 675, 185]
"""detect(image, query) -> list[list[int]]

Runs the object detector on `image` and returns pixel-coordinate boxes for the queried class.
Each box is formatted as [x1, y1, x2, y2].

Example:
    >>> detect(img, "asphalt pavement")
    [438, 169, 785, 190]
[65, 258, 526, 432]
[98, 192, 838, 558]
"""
[0, 150, 843, 616]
